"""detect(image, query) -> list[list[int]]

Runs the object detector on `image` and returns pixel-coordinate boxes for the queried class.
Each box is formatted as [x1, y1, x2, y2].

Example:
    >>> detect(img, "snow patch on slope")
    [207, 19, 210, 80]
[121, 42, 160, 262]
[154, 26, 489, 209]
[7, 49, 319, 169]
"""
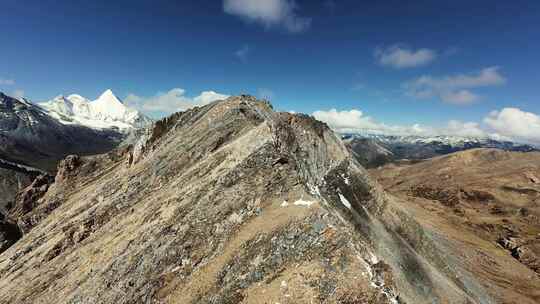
[281, 199, 316, 208]
[293, 199, 316, 207]
[338, 193, 352, 209]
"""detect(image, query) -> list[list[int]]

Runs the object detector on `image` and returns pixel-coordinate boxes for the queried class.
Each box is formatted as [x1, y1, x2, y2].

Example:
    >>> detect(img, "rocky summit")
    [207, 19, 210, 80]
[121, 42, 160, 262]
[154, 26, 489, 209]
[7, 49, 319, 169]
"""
[0, 96, 538, 304]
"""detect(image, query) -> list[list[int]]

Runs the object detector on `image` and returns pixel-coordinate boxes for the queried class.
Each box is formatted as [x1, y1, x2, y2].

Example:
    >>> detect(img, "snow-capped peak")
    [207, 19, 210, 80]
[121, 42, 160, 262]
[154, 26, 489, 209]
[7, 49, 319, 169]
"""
[41, 95, 75, 117]
[96, 89, 122, 105]
[66, 94, 90, 104]
[90, 89, 135, 122]
[39, 89, 152, 131]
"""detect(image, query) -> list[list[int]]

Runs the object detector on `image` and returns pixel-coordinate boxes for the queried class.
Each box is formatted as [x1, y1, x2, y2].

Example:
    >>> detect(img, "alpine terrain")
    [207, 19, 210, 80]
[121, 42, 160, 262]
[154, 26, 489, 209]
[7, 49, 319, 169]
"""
[38, 89, 151, 131]
[343, 134, 538, 168]
[371, 149, 540, 297]
[0, 96, 538, 304]
[0, 90, 151, 172]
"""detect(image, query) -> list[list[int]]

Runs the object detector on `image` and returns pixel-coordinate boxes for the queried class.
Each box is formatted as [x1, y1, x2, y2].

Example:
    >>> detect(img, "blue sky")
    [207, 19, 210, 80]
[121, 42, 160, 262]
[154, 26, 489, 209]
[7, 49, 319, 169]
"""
[1, 0, 539, 142]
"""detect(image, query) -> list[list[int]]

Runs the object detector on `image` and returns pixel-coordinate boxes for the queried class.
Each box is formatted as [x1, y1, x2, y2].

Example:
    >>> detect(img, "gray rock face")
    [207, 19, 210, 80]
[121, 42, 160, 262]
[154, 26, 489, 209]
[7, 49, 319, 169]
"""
[10, 173, 54, 225]
[345, 137, 395, 168]
[499, 236, 540, 275]
[0, 92, 125, 172]
[0, 159, 45, 255]
[0, 96, 530, 304]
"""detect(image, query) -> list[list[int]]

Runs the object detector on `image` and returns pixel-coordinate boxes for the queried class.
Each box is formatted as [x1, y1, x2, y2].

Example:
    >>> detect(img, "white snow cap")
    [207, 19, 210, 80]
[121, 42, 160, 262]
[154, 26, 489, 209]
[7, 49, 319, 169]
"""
[39, 89, 151, 131]
[90, 89, 138, 122]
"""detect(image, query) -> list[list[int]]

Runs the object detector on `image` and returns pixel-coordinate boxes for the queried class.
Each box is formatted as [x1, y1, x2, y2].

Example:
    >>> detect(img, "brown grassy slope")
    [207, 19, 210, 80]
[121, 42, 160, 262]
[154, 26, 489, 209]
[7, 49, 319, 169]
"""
[371, 148, 540, 302]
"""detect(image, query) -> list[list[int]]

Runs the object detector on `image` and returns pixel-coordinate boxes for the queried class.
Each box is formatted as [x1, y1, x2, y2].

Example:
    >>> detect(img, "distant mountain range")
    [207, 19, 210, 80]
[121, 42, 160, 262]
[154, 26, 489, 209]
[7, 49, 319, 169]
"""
[0, 90, 151, 172]
[343, 133, 538, 168]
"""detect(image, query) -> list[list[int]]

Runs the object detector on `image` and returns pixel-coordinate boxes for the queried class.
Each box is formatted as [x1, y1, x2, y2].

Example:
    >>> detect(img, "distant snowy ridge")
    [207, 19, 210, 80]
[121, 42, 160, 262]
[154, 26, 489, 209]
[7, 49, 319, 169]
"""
[343, 132, 538, 168]
[342, 132, 538, 149]
[39, 89, 152, 131]
[342, 132, 538, 157]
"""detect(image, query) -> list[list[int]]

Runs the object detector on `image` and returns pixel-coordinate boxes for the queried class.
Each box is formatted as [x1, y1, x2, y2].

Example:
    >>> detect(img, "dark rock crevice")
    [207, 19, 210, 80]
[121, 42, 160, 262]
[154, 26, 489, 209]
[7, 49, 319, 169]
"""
[0, 211, 22, 254]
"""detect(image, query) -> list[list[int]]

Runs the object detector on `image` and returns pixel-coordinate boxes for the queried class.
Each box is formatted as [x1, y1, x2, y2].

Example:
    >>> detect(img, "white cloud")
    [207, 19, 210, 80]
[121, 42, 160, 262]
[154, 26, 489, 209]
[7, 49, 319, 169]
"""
[375, 45, 437, 69]
[313, 109, 492, 139]
[443, 120, 486, 138]
[484, 108, 540, 144]
[312, 106, 540, 145]
[404, 66, 506, 105]
[193, 91, 230, 105]
[412, 66, 506, 88]
[440, 90, 479, 105]
[235, 45, 250, 62]
[224, 0, 311, 33]
[0, 78, 15, 85]
[124, 88, 229, 116]
[312, 109, 430, 136]
[312, 109, 379, 133]
[313, 109, 489, 138]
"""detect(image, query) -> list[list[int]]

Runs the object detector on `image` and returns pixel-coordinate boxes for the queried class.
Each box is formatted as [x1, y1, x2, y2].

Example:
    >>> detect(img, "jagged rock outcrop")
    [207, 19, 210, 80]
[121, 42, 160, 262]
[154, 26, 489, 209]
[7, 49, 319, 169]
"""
[11, 174, 54, 217]
[55, 155, 82, 183]
[499, 237, 540, 274]
[0, 167, 50, 254]
[0, 96, 537, 303]
[525, 172, 540, 184]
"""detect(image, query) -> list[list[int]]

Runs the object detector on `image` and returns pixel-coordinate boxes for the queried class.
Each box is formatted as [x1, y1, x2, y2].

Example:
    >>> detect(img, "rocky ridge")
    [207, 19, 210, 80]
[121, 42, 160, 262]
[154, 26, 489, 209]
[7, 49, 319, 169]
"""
[0, 96, 532, 303]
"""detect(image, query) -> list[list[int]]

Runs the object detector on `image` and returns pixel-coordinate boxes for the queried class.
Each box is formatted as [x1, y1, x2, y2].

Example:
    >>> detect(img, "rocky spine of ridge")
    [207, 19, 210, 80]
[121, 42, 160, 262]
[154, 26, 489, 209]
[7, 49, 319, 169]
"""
[0, 95, 521, 303]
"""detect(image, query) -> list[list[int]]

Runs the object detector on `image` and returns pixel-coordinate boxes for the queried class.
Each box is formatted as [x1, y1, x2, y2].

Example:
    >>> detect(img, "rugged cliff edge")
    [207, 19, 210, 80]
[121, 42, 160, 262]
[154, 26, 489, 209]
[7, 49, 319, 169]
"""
[0, 96, 534, 303]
